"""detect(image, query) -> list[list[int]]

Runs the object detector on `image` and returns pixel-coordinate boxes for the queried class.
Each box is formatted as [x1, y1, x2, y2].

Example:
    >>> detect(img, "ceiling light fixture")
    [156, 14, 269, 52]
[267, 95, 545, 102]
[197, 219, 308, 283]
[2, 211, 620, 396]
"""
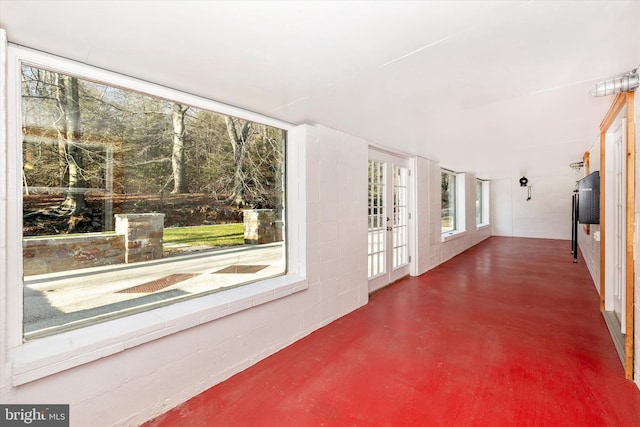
[590, 66, 639, 97]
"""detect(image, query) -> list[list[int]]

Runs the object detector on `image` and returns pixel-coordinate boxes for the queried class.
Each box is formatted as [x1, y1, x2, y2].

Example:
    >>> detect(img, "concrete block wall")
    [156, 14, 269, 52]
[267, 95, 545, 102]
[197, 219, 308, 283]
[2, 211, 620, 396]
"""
[414, 157, 491, 275]
[304, 125, 369, 322]
[578, 220, 600, 292]
[576, 140, 602, 292]
[0, 124, 371, 427]
[414, 157, 431, 274]
[491, 175, 578, 240]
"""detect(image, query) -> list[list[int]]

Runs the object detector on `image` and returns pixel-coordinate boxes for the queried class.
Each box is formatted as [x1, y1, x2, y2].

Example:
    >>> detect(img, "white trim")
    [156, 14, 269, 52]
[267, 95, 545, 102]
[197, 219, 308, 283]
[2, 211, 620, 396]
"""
[442, 229, 466, 242]
[409, 156, 418, 277]
[476, 179, 490, 228]
[0, 28, 9, 389]
[367, 147, 414, 291]
[10, 274, 308, 386]
[440, 169, 466, 236]
[482, 179, 490, 226]
[9, 44, 293, 131]
[367, 141, 414, 161]
[5, 41, 22, 353]
[4, 44, 307, 384]
[456, 172, 466, 233]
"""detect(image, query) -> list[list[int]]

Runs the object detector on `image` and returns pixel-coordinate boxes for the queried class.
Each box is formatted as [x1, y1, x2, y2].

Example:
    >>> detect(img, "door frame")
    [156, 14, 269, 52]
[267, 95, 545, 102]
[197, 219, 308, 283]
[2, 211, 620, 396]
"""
[599, 91, 635, 379]
[367, 147, 414, 293]
[604, 116, 627, 329]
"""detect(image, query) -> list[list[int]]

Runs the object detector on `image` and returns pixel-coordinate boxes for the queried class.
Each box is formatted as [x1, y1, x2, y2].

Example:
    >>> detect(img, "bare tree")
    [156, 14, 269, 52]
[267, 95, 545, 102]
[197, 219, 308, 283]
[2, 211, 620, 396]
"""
[55, 73, 86, 214]
[171, 103, 190, 194]
[225, 116, 251, 206]
[22, 64, 287, 238]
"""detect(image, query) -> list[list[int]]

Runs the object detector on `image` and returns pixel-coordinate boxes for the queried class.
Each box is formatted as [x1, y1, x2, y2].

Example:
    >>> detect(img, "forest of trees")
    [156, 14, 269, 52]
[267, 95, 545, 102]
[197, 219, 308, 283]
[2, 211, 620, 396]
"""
[21, 65, 285, 235]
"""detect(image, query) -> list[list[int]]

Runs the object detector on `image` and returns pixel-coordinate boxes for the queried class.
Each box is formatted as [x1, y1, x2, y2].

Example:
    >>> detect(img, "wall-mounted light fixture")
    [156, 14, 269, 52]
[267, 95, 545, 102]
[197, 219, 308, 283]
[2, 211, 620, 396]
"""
[519, 176, 532, 201]
[569, 161, 584, 172]
[590, 66, 639, 97]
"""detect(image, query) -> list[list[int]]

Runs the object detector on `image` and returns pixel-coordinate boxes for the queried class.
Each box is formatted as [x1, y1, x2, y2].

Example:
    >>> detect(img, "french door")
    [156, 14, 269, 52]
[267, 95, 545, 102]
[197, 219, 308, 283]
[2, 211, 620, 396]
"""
[605, 115, 627, 332]
[367, 150, 411, 293]
[599, 90, 634, 379]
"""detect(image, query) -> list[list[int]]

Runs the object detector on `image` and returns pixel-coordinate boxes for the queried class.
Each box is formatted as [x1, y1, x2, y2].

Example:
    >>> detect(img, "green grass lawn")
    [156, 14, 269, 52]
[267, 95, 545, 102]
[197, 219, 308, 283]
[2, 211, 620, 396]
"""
[163, 223, 244, 247]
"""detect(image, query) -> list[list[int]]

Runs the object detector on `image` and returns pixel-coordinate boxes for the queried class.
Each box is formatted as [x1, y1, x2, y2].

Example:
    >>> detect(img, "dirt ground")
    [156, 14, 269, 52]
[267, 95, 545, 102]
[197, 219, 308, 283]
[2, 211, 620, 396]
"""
[23, 193, 243, 236]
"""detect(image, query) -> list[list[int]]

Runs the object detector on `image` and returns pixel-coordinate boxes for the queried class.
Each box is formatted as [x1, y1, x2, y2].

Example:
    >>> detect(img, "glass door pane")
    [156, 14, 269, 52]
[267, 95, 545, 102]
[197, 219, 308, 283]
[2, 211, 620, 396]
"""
[393, 165, 408, 269]
[368, 159, 385, 279]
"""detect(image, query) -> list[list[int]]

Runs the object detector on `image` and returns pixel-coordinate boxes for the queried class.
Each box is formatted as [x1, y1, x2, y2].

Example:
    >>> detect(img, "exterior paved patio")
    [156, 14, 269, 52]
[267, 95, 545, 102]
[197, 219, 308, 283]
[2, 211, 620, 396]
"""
[24, 243, 284, 339]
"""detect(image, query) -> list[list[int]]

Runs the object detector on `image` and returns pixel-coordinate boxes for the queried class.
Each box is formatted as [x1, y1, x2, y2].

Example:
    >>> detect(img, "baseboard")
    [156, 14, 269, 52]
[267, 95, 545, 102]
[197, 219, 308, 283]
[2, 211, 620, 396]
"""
[602, 310, 625, 366]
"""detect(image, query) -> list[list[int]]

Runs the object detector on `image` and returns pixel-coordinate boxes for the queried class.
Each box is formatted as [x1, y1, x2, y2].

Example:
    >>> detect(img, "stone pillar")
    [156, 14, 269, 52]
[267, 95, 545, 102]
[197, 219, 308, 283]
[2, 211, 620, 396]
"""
[243, 209, 277, 244]
[274, 219, 284, 242]
[115, 213, 165, 263]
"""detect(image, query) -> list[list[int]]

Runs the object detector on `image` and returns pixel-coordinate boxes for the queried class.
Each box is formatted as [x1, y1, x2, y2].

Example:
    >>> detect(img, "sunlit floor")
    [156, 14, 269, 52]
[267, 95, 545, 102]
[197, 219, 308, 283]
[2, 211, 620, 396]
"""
[23, 243, 284, 338]
[144, 237, 640, 426]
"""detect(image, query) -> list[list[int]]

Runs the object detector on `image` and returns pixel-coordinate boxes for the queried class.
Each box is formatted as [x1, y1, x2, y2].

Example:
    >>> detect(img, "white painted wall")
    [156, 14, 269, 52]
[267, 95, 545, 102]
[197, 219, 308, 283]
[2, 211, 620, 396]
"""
[0, 29, 8, 406]
[0, 123, 370, 426]
[491, 175, 578, 240]
[0, 98, 494, 426]
[414, 158, 491, 275]
[577, 140, 601, 294]
[0, 31, 598, 426]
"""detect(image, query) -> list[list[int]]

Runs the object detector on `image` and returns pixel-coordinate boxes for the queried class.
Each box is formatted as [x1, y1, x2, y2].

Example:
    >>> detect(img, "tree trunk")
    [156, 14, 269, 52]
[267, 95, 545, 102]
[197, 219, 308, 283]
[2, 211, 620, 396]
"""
[55, 74, 86, 214]
[171, 103, 189, 194]
[225, 116, 251, 207]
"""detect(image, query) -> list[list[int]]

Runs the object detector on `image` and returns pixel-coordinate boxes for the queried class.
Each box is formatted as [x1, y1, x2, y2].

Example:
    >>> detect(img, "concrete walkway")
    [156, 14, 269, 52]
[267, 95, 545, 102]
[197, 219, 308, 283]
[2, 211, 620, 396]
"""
[24, 243, 285, 339]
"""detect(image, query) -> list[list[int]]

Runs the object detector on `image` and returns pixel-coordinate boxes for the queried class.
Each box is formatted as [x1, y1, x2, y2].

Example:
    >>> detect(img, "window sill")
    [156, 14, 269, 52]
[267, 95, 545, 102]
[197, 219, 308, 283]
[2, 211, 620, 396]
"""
[441, 230, 466, 243]
[476, 223, 490, 231]
[10, 274, 308, 386]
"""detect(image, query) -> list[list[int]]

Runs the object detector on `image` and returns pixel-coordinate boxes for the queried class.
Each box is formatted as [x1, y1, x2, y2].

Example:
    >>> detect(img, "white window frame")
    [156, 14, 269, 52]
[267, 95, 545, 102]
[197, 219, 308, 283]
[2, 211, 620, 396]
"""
[441, 169, 466, 242]
[476, 179, 490, 229]
[3, 44, 307, 385]
[441, 170, 457, 234]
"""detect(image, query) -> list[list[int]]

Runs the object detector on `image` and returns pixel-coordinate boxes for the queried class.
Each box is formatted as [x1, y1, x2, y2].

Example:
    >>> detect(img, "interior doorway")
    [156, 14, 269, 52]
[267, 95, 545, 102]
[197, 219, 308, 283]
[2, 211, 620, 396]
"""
[599, 91, 635, 380]
[604, 115, 626, 332]
[367, 149, 411, 293]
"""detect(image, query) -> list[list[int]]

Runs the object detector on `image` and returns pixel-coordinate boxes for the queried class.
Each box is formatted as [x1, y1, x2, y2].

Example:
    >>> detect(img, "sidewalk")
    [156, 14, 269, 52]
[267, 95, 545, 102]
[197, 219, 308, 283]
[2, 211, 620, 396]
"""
[24, 243, 285, 339]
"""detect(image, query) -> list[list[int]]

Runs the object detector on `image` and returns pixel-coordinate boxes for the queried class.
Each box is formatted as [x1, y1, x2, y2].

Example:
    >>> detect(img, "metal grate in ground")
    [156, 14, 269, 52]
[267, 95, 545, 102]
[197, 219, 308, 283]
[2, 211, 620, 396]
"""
[117, 273, 197, 293]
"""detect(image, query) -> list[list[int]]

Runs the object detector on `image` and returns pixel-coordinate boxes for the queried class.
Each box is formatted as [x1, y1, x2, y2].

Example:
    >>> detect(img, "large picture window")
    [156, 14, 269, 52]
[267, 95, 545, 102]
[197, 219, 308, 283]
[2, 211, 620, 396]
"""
[441, 169, 466, 238]
[476, 179, 484, 225]
[441, 171, 457, 233]
[19, 63, 286, 339]
[476, 179, 489, 227]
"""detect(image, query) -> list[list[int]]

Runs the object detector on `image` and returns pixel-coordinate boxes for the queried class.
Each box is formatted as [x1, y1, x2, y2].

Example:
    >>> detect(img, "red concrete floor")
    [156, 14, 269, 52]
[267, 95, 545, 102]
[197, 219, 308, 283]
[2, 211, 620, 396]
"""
[143, 237, 640, 426]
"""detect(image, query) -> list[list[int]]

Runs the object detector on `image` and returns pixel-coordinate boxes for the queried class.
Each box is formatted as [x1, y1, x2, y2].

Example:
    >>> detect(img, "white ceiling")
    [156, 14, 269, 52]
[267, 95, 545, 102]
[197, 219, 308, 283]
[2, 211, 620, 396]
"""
[1, 0, 639, 179]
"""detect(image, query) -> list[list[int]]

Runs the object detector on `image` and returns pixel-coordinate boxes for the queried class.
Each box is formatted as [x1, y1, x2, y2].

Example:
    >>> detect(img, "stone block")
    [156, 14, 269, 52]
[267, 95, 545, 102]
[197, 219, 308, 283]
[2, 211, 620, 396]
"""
[23, 214, 164, 274]
[243, 209, 280, 245]
[116, 213, 165, 263]
[23, 258, 49, 276]
[72, 247, 100, 262]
